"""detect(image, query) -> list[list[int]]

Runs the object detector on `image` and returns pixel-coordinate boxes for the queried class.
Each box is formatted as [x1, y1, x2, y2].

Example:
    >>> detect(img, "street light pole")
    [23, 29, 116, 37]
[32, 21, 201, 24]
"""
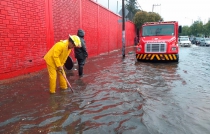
[122, 0, 125, 58]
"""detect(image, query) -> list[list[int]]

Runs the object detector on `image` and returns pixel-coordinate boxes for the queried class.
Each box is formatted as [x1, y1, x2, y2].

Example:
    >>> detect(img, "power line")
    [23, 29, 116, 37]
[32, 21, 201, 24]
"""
[136, 0, 142, 10]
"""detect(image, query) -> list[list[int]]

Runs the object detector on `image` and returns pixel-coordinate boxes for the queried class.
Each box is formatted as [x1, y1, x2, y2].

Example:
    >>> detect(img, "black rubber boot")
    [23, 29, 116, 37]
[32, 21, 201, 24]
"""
[78, 66, 83, 77]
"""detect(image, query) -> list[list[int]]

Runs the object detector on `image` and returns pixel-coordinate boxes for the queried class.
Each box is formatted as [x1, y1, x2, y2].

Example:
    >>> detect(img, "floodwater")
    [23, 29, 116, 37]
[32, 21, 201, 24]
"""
[0, 45, 210, 134]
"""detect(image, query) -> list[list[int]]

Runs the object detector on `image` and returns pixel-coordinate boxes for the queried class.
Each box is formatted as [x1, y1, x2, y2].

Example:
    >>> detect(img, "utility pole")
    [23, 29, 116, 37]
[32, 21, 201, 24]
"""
[152, 4, 161, 12]
[122, 0, 125, 58]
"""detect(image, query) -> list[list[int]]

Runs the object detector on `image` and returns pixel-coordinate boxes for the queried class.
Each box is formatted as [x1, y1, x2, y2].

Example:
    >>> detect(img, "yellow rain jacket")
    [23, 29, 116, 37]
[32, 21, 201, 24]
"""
[44, 40, 71, 69]
[44, 40, 71, 93]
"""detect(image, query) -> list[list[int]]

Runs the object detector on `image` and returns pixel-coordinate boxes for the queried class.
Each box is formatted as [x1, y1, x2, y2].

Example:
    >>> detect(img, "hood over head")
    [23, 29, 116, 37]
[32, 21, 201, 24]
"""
[77, 29, 85, 37]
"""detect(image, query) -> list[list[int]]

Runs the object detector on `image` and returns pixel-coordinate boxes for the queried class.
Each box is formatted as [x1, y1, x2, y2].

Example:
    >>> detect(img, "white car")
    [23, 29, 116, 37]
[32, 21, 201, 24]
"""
[200, 38, 210, 47]
[179, 38, 191, 47]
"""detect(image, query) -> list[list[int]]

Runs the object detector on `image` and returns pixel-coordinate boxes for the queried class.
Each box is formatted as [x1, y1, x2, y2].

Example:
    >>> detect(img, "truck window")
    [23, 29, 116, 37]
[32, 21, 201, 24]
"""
[142, 24, 174, 36]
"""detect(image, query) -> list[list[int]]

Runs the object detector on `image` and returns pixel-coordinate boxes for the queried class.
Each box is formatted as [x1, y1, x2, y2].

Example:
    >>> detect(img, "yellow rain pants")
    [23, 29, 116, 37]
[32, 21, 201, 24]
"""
[44, 40, 71, 93]
[46, 65, 67, 93]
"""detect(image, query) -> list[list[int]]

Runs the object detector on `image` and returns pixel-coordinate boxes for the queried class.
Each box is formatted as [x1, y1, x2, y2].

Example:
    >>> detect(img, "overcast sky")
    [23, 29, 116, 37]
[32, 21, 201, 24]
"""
[92, 0, 209, 26]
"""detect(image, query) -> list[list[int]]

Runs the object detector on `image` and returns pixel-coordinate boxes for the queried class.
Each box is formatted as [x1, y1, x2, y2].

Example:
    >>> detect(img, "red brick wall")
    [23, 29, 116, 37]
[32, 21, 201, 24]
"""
[81, 0, 99, 56]
[126, 21, 136, 47]
[0, 0, 48, 80]
[0, 0, 135, 80]
[52, 0, 80, 43]
[80, 0, 135, 57]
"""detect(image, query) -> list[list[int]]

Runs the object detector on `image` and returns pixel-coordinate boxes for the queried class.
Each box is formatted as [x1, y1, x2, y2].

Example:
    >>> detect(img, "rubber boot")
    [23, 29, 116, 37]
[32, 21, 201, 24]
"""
[79, 66, 83, 77]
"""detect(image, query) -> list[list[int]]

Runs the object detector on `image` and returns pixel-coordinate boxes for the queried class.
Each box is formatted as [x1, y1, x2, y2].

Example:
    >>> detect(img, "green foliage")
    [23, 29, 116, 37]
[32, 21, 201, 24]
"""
[204, 20, 210, 36]
[179, 26, 190, 36]
[133, 11, 163, 29]
[125, 0, 141, 21]
[147, 12, 162, 22]
[179, 20, 210, 37]
[133, 11, 148, 29]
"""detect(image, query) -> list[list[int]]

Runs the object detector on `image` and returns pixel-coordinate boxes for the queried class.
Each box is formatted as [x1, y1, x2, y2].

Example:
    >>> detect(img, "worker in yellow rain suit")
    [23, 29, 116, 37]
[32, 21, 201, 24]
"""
[44, 35, 81, 94]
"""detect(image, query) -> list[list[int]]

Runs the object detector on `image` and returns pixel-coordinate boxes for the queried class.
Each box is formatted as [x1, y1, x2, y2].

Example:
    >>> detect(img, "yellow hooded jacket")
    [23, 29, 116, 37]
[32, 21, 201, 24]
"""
[44, 40, 71, 69]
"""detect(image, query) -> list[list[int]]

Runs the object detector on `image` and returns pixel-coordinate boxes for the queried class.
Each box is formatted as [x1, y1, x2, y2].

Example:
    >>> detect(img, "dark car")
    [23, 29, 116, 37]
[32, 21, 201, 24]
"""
[192, 37, 202, 45]
[191, 38, 196, 44]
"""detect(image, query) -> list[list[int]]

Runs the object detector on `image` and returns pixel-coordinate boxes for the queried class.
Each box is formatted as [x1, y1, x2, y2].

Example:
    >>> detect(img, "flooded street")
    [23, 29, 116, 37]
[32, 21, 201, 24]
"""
[0, 46, 210, 134]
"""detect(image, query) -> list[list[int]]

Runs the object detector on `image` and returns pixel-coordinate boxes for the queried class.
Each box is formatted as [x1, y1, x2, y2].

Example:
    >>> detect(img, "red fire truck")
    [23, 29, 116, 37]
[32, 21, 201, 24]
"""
[136, 21, 182, 62]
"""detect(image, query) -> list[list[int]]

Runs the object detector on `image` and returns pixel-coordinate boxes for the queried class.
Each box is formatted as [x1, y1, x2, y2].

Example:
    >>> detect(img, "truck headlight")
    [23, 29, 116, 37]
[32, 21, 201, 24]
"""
[137, 47, 141, 52]
[172, 47, 177, 51]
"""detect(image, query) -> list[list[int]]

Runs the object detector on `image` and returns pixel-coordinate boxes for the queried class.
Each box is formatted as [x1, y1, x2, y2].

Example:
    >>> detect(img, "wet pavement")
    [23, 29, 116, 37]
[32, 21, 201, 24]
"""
[0, 45, 210, 134]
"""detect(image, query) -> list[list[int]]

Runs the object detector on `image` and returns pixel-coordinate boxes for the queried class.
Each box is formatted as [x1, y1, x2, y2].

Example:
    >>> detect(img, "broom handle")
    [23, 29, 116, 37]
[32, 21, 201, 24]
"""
[60, 70, 74, 93]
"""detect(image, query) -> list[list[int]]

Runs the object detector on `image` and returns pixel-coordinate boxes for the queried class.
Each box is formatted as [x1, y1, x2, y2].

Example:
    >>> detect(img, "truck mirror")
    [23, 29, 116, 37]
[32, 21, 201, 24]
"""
[178, 26, 182, 33]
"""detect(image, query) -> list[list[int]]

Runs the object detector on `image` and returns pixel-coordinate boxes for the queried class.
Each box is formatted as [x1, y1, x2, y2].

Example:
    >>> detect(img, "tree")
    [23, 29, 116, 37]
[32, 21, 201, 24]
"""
[147, 12, 162, 22]
[133, 11, 163, 29]
[179, 26, 190, 36]
[133, 11, 148, 29]
[204, 20, 210, 37]
[169, 18, 210, 37]
[125, 0, 140, 21]
[190, 21, 204, 37]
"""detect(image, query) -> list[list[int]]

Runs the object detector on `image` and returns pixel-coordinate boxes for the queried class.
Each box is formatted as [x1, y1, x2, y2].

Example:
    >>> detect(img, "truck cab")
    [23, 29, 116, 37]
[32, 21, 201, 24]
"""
[136, 21, 182, 62]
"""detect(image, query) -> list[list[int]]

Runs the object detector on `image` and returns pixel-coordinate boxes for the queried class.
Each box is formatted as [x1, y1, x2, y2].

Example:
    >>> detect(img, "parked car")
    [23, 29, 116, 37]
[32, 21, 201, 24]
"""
[189, 37, 194, 42]
[192, 37, 203, 45]
[191, 37, 196, 44]
[200, 38, 210, 46]
[179, 38, 191, 47]
[179, 36, 189, 39]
